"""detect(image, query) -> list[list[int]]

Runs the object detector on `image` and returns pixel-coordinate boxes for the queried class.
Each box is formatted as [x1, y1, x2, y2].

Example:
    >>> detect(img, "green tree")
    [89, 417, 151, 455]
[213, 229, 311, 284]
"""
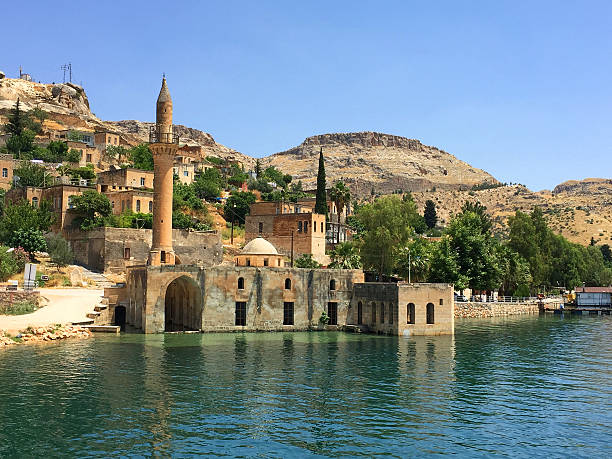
[4, 99, 27, 136]
[428, 237, 468, 290]
[356, 195, 421, 276]
[104, 145, 128, 162]
[66, 148, 82, 163]
[128, 144, 154, 170]
[193, 168, 223, 200]
[224, 192, 256, 225]
[424, 199, 437, 229]
[396, 237, 432, 282]
[295, 254, 322, 269]
[70, 165, 96, 181]
[314, 147, 328, 217]
[328, 242, 361, 269]
[45, 233, 74, 269]
[71, 190, 112, 230]
[8, 228, 47, 260]
[13, 161, 52, 187]
[0, 246, 19, 281]
[254, 159, 262, 177]
[0, 199, 54, 243]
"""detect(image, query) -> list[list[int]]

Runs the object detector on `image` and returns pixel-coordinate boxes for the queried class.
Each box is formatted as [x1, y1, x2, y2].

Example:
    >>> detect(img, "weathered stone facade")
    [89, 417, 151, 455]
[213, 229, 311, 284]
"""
[454, 301, 539, 318]
[352, 282, 454, 336]
[124, 265, 364, 333]
[66, 227, 222, 273]
[0, 290, 40, 307]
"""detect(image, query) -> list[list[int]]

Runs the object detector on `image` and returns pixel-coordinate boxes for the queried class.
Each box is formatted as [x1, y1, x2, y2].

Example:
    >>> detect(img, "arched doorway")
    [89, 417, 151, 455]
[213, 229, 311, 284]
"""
[114, 305, 126, 331]
[164, 276, 203, 332]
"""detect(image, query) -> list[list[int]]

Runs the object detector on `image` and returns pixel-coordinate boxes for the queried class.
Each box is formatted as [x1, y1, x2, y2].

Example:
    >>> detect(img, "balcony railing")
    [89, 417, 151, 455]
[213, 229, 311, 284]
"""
[149, 126, 180, 144]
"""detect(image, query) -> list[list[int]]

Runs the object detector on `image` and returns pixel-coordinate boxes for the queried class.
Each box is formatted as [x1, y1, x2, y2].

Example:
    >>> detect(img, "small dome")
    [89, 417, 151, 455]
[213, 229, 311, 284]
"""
[241, 237, 279, 255]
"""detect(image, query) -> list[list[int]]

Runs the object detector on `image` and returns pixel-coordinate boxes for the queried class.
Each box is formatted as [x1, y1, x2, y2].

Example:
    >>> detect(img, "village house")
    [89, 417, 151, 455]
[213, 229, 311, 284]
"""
[97, 167, 154, 192]
[0, 154, 17, 190]
[106, 188, 154, 215]
[575, 286, 612, 306]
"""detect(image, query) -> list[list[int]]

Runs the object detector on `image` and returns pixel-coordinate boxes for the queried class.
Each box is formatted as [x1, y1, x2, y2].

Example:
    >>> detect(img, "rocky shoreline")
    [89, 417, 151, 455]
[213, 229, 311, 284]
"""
[0, 325, 92, 347]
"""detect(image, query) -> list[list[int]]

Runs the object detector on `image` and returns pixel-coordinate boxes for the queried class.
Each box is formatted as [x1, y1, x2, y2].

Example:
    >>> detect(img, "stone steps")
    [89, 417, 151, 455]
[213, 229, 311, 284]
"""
[72, 319, 95, 326]
[94, 304, 108, 312]
[82, 325, 120, 333]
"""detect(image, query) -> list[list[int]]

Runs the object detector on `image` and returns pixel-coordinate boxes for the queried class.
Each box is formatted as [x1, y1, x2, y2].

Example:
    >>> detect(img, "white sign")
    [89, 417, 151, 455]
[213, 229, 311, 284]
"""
[24, 263, 37, 290]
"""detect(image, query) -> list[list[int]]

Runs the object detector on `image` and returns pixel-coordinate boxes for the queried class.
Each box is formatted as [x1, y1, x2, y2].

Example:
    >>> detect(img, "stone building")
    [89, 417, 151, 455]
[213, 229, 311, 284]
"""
[0, 154, 17, 190]
[245, 201, 327, 265]
[66, 227, 222, 273]
[352, 282, 454, 336]
[94, 130, 121, 150]
[106, 189, 154, 215]
[97, 167, 154, 192]
[235, 237, 285, 267]
[5, 183, 92, 232]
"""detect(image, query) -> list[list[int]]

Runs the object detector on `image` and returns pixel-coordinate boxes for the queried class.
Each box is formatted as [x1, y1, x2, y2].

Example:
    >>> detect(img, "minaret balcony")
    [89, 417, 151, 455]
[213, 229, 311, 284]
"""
[149, 126, 180, 144]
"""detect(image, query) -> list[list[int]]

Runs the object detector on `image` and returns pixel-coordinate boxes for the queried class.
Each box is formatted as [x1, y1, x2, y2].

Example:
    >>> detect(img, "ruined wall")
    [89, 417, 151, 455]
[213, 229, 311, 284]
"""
[67, 227, 222, 273]
[454, 302, 539, 318]
[0, 290, 40, 307]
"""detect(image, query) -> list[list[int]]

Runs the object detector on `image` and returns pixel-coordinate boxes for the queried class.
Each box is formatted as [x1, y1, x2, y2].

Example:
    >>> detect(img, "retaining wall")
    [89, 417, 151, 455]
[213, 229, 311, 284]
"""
[0, 290, 40, 307]
[455, 301, 538, 319]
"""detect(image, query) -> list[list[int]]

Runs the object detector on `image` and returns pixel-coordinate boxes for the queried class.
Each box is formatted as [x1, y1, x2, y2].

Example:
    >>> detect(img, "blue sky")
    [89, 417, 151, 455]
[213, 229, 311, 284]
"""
[3, 0, 611, 190]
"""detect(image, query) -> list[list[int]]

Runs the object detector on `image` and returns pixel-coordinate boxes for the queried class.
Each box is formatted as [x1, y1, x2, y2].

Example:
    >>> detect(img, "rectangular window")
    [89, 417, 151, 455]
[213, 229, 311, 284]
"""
[298, 221, 302, 233]
[328, 302, 338, 325]
[136, 200, 141, 212]
[121, 200, 125, 211]
[439, 299, 444, 305]
[283, 302, 294, 325]
[258, 222, 263, 234]
[140, 177, 145, 187]
[149, 201, 153, 212]
[2, 168, 7, 178]
[160, 251, 166, 263]
[304, 221, 308, 233]
[235, 301, 247, 326]
[321, 222, 324, 233]
[123, 247, 130, 260]
[184, 170, 189, 177]
[381, 302, 385, 324]
[86, 153, 92, 162]
[263, 258, 269, 267]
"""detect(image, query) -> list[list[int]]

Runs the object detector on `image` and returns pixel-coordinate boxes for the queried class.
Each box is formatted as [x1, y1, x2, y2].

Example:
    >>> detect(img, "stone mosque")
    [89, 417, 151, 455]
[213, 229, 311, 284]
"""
[117, 78, 454, 336]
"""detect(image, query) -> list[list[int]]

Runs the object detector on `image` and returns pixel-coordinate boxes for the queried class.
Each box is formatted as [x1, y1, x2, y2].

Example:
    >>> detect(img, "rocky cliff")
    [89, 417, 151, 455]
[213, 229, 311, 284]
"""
[263, 132, 497, 196]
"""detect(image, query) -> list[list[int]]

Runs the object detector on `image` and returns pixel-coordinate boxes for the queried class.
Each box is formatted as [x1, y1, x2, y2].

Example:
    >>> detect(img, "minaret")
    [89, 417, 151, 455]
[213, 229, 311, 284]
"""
[148, 77, 179, 266]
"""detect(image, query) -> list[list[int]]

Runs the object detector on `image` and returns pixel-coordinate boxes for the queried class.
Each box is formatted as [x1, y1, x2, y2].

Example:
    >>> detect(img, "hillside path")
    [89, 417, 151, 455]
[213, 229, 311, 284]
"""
[0, 288, 103, 335]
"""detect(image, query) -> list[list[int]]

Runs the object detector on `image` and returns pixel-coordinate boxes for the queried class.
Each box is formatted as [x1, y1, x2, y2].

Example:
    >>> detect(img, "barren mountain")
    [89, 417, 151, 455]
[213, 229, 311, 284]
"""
[263, 132, 497, 196]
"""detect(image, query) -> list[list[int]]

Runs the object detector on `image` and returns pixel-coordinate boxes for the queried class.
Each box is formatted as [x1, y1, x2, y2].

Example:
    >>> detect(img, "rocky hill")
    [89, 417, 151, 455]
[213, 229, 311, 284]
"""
[0, 77, 249, 164]
[410, 178, 612, 246]
[263, 132, 497, 196]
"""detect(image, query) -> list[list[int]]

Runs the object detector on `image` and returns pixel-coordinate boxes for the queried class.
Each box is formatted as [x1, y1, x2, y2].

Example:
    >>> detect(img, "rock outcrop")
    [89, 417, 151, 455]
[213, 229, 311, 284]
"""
[263, 132, 497, 196]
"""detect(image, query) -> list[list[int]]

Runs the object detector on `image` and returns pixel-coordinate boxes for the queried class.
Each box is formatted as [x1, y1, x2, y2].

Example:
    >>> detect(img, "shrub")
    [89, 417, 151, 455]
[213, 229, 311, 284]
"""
[0, 300, 38, 315]
[295, 254, 322, 269]
[0, 245, 19, 281]
[45, 233, 74, 269]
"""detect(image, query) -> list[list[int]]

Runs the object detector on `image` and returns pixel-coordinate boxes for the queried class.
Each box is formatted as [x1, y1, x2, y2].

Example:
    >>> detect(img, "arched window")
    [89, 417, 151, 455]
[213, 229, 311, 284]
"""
[380, 302, 385, 324]
[357, 301, 362, 325]
[238, 277, 245, 290]
[285, 278, 291, 290]
[407, 303, 415, 324]
[31, 197, 39, 208]
[426, 303, 435, 324]
[371, 302, 376, 323]
[388, 303, 393, 324]
[329, 279, 336, 291]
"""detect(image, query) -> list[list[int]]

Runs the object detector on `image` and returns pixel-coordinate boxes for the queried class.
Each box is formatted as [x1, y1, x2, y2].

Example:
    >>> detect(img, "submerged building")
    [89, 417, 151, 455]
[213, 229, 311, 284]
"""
[115, 77, 454, 336]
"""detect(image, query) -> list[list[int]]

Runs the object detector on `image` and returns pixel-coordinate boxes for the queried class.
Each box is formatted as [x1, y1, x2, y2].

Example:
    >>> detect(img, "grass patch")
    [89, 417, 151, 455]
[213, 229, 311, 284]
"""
[0, 300, 39, 315]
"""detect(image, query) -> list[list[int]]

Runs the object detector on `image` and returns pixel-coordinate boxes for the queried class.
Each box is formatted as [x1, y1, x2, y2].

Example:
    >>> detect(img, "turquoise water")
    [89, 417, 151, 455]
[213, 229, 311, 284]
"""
[0, 315, 610, 457]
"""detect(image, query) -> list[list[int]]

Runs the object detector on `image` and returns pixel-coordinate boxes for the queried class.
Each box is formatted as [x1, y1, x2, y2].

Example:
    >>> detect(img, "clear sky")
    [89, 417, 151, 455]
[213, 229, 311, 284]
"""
[3, 0, 611, 190]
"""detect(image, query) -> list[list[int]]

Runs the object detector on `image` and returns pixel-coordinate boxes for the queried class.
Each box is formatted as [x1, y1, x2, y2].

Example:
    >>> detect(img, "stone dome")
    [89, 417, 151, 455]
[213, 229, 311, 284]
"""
[241, 237, 279, 255]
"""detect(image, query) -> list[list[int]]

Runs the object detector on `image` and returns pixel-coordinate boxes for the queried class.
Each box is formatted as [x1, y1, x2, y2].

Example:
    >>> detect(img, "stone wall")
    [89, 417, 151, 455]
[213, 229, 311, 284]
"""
[125, 265, 364, 333]
[454, 302, 539, 319]
[67, 227, 223, 273]
[0, 290, 40, 307]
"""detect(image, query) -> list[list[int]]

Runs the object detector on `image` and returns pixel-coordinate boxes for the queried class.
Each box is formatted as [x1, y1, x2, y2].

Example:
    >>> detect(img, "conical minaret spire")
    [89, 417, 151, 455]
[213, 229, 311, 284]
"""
[148, 76, 180, 266]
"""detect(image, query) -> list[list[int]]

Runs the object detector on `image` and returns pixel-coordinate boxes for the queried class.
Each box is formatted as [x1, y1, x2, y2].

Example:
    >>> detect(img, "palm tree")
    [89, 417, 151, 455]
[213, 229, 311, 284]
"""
[328, 181, 351, 244]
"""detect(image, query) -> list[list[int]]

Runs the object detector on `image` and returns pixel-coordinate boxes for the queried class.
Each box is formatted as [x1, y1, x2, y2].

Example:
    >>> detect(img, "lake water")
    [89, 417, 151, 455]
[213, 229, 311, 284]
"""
[0, 315, 610, 457]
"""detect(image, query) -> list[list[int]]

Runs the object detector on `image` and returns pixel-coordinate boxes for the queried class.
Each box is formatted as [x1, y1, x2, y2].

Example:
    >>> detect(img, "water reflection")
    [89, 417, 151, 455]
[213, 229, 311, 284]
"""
[0, 316, 610, 457]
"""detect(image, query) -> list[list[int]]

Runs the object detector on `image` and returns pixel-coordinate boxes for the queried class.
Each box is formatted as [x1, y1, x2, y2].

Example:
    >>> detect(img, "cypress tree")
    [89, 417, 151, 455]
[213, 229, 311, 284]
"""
[424, 199, 437, 229]
[314, 147, 328, 217]
[5, 98, 26, 136]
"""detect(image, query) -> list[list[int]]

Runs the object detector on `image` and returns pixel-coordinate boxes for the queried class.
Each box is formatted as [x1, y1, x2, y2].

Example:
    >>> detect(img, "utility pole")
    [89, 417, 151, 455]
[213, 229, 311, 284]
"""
[290, 231, 294, 267]
[230, 203, 236, 245]
[408, 249, 411, 284]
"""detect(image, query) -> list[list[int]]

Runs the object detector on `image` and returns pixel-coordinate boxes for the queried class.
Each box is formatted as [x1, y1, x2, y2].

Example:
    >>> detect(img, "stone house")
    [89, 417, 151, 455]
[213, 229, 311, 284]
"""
[94, 130, 121, 151]
[65, 140, 100, 166]
[106, 189, 154, 215]
[245, 202, 327, 265]
[0, 154, 17, 190]
[97, 167, 154, 192]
